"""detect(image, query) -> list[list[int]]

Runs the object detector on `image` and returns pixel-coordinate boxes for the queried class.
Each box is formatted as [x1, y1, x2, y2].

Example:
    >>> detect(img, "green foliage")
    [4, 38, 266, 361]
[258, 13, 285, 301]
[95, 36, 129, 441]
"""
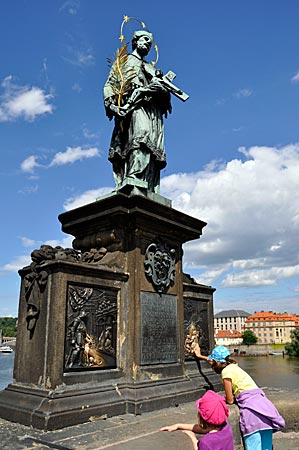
[0, 317, 17, 337]
[242, 329, 258, 345]
[270, 343, 285, 350]
[285, 328, 299, 356]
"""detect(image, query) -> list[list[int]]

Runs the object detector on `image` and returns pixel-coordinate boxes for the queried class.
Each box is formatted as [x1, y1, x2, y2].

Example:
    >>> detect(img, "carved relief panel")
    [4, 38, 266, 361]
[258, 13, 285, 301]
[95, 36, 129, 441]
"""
[64, 284, 117, 371]
[184, 299, 210, 359]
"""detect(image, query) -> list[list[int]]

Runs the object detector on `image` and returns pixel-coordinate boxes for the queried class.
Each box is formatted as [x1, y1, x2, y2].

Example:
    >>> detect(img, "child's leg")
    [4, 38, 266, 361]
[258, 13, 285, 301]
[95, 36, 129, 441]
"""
[243, 430, 273, 450]
[260, 430, 273, 450]
[244, 431, 262, 450]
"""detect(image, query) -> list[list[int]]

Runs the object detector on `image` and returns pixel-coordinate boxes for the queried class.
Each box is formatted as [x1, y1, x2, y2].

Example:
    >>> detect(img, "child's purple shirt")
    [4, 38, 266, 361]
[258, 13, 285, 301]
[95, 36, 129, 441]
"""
[198, 422, 234, 450]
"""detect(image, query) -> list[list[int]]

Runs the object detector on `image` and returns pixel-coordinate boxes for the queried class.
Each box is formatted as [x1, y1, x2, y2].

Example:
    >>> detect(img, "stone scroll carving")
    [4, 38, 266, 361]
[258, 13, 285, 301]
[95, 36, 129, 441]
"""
[22, 238, 122, 337]
[144, 240, 176, 293]
[65, 285, 117, 370]
[23, 245, 79, 337]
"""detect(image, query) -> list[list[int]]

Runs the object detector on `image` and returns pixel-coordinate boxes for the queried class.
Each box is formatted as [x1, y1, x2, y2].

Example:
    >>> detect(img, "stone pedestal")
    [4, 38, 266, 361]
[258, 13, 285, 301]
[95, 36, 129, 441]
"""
[0, 192, 219, 430]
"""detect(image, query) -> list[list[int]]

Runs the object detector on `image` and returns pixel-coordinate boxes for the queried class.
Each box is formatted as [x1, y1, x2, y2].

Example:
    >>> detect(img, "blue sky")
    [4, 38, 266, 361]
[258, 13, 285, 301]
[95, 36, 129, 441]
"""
[1, 0, 299, 316]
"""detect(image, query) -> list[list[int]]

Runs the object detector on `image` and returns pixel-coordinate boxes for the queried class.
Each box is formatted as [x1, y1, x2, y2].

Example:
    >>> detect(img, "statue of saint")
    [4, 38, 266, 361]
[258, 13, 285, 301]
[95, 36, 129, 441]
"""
[103, 30, 172, 194]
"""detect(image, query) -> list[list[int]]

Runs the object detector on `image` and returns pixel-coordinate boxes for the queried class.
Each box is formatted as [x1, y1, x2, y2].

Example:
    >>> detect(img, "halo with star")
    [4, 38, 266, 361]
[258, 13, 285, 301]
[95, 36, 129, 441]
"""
[119, 15, 159, 66]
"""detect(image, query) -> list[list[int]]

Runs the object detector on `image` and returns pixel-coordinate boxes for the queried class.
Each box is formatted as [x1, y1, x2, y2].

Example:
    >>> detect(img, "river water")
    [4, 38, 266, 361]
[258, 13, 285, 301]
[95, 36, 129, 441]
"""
[235, 355, 299, 390]
[0, 352, 14, 391]
[0, 353, 298, 391]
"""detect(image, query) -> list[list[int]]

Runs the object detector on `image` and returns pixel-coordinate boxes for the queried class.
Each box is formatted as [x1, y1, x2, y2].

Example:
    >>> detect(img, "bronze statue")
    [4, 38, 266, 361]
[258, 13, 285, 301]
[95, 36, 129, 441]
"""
[104, 18, 188, 194]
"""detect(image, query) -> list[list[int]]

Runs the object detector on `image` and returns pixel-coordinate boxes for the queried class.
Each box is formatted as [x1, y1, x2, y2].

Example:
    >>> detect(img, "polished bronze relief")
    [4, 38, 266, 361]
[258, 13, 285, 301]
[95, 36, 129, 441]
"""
[64, 284, 117, 370]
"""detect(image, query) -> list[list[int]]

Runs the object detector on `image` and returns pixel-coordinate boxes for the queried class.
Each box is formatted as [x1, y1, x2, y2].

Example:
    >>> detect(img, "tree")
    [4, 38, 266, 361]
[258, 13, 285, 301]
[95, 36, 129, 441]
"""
[285, 328, 299, 356]
[242, 329, 258, 345]
[0, 317, 17, 337]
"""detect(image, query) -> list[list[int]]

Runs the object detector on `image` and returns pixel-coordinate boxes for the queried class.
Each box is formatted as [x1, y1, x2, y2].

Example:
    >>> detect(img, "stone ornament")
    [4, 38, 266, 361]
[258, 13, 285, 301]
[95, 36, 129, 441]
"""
[23, 245, 79, 337]
[144, 241, 176, 293]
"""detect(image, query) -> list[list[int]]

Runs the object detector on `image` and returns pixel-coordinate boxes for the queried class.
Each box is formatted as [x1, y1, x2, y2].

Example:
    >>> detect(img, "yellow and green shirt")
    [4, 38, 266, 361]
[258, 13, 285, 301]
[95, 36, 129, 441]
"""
[221, 363, 257, 397]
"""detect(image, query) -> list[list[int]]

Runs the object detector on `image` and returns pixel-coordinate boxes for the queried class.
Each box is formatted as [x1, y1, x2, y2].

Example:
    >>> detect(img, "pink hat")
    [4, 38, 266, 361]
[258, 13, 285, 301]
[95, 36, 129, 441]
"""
[196, 390, 229, 425]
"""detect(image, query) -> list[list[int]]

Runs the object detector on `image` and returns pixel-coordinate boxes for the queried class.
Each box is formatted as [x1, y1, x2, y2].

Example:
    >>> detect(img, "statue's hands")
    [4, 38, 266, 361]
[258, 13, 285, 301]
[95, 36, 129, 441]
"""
[127, 87, 146, 105]
[109, 104, 127, 118]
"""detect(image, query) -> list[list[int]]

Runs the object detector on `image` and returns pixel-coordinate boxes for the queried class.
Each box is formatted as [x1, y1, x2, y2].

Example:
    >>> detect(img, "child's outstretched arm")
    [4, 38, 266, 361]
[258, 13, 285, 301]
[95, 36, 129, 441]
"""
[191, 343, 208, 361]
[182, 430, 198, 450]
[160, 423, 203, 433]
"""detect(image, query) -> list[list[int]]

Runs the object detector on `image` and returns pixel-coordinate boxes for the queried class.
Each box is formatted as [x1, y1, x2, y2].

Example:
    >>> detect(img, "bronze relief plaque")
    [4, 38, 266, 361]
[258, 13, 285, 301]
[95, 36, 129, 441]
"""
[64, 284, 117, 371]
[184, 299, 210, 359]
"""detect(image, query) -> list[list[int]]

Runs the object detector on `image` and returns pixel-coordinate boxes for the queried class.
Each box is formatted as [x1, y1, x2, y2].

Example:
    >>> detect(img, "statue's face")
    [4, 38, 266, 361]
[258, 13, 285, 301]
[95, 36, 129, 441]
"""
[136, 35, 152, 56]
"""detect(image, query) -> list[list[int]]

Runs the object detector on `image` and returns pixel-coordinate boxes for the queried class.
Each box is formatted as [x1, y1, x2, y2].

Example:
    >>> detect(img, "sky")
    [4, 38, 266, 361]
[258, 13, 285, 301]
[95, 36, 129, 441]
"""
[1, 0, 299, 317]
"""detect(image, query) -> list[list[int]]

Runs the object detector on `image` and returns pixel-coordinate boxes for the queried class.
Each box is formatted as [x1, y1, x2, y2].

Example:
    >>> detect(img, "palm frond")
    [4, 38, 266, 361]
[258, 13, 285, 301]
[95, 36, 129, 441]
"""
[108, 44, 136, 106]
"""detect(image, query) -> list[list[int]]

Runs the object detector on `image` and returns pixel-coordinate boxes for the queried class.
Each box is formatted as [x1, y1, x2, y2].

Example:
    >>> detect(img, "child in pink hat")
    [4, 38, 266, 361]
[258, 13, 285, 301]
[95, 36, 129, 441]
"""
[193, 345, 285, 450]
[160, 390, 234, 450]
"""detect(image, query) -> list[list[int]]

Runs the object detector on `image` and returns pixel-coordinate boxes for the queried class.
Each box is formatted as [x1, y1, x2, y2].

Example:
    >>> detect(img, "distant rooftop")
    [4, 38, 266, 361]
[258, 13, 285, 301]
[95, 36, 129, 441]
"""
[214, 309, 251, 318]
[246, 311, 299, 323]
[215, 329, 243, 338]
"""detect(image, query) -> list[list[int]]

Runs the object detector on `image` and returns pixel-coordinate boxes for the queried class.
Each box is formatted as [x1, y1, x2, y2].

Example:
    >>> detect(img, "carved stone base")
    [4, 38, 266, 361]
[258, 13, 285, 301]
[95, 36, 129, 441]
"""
[0, 192, 217, 430]
[0, 368, 221, 430]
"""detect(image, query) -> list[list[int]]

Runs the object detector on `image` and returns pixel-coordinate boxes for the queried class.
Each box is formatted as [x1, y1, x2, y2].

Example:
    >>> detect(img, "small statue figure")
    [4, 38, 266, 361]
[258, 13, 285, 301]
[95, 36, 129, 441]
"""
[66, 310, 88, 368]
[184, 322, 200, 355]
[103, 17, 188, 195]
[99, 323, 115, 355]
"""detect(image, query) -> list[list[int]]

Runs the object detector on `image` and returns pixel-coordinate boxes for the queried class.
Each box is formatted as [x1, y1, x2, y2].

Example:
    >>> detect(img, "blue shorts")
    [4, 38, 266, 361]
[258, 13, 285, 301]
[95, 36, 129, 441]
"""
[244, 429, 273, 450]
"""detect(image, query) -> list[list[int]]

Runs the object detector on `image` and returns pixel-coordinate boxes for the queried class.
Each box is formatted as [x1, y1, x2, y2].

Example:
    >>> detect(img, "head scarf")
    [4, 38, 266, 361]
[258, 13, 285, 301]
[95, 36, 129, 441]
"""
[196, 390, 229, 425]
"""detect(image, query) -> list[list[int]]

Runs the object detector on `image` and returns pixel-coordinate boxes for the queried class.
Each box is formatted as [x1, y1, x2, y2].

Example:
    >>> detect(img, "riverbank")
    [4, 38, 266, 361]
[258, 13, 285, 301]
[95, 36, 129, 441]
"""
[228, 344, 285, 356]
[0, 388, 298, 449]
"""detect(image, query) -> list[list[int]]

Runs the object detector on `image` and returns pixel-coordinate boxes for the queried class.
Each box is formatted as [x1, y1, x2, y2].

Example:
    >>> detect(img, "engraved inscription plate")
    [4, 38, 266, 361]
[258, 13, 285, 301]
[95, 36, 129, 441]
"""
[140, 292, 178, 365]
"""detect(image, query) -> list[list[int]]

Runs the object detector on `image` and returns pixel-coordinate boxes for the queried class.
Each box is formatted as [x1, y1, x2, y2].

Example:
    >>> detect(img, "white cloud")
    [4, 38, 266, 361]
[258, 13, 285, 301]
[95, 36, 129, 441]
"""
[18, 184, 38, 194]
[49, 146, 100, 167]
[59, 0, 80, 15]
[194, 264, 230, 286]
[20, 146, 100, 176]
[0, 236, 74, 274]
[82, 127, 100, 141]
[214, 295, 298, 315]
[0, 255, 31, 273]
[161, 143, 299, 289]
[0, 76, 54, 122]
[63, 187, 113, 210]
[233, 88, 253, 98]
[19, 236, 37, 248]
[221, 265, 299, 288]
[63, 48, 95, 67]
[44, 236, 74, 248]
[20, 155, 40, 173]
[72, 83, 82, 93]
[49, 142, 299, 299]
[291, 70, 299, 83]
